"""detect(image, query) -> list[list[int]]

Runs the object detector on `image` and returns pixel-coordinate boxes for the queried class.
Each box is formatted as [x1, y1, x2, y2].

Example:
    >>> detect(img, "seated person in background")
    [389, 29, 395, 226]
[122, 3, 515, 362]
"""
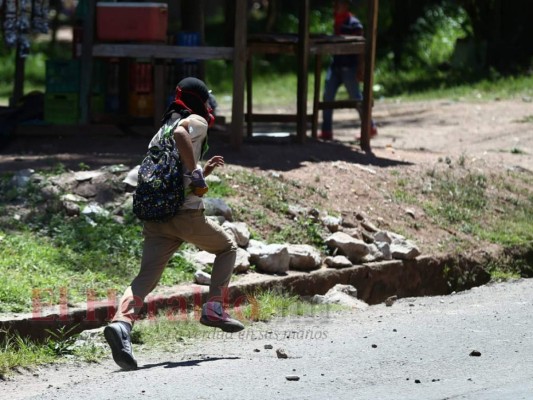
[320, 0, 377, 141]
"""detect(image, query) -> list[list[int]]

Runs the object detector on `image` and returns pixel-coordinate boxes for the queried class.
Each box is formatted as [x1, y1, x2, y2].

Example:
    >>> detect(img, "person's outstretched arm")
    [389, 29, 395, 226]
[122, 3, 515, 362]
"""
[203, 156, 225, 177]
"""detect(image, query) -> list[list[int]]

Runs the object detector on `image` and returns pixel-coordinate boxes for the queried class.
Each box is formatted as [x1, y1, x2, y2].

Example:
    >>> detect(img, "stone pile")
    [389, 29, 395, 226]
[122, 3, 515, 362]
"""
[9, 165, 421, 286]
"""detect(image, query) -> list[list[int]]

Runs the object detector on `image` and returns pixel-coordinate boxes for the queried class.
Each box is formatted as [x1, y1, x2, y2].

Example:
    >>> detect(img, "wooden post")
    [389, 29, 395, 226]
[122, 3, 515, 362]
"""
[79, 0, 96, 124]
[296, 0, 310, 143]
[312, 54, 322, 139]
[153, 61, 166, 128]
[230, 0, 247, 149]
[11, 44, 26, 106]
[360, 0, 378, 153]
[246, 55, 253, 137]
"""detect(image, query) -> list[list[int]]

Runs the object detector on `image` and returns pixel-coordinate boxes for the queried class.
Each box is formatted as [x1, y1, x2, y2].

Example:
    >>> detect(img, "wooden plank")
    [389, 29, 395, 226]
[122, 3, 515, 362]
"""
[296, 0, 310, 143]
[310, 42, 365, 55]
[92, 44, 234, 60]
[360, 0, 379, 153]
[248, 43, 298, 55]
[79, 0, 96, 124]
[230, 0, 247, 149]
[318, 100, 362, 110]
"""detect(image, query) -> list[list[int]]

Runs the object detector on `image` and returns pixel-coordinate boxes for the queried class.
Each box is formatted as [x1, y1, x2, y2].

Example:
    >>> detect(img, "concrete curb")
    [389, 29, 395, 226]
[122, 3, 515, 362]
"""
[0, 254, 491, 341]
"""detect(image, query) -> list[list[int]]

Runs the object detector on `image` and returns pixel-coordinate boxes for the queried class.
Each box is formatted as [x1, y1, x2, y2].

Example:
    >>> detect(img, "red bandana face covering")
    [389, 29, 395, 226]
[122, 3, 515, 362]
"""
[206, 109, 216, 128]
[174, 86, 216, 128]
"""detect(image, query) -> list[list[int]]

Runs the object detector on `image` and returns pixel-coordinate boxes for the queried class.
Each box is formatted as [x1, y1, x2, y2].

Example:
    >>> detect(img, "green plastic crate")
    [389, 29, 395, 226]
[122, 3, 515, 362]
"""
[91, 94, 105, 114]
[44, 93, 79, 124]
[46, 60, 81, 94]
[91, 60, 107, 94]
[46, 59, 107, 94]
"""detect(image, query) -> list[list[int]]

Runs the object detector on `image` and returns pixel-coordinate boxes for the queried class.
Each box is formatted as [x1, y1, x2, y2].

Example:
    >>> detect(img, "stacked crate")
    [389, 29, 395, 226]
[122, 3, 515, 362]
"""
[128, 62, 154, 118]
[44, 60, 80, 124]
[176, 31, 200, 80]
[44, 60, 106, 124]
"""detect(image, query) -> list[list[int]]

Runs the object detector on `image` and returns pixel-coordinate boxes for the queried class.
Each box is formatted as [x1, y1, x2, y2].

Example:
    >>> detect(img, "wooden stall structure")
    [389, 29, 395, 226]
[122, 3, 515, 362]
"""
[78, 0, 247, 149]
[77, 0, 378, 151]
[246, 0, 379, 151]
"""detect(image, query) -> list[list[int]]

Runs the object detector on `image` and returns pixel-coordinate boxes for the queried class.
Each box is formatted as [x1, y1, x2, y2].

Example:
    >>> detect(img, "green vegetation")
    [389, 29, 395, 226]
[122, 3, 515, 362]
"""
[0, 331, 57, 378]
[241, 289, 343, 322]
[399, 159, 533, 249]
[132, 289, 342, 349]
[515, 115, 533, 124]
[2, 2, 532, 107]
[0, 41, 71, 104]
[225, 170, 327, 248]
[0, 327, 106, 379]
[0, 169, 199, 313]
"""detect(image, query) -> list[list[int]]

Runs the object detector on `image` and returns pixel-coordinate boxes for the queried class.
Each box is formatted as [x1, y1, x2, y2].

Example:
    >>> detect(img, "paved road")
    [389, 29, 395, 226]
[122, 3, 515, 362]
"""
[3, 279, 533, 400]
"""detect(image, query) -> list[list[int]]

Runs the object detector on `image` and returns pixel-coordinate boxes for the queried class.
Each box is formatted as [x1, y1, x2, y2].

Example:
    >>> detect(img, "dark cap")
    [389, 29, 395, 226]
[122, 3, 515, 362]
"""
[176, 77, 210, 118]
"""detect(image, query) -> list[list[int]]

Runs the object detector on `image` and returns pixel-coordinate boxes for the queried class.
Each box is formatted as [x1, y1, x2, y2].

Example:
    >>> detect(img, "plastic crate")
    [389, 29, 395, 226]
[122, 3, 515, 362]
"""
[91, 60, 107, 94]
[46, 59, 106, 94]
[44, 93, 79, 124]
[46, 60, 81, 93]
[105, 94, 120, 113]
[129, 62, 153, 94]
[176, 31, 200, 64]
[128, 92, 154, 118]
[91, 94, 105, 114]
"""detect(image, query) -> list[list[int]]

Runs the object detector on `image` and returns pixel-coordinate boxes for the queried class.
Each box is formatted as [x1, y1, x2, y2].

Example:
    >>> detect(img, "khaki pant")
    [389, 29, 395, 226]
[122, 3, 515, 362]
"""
[113, 209, 236, 325]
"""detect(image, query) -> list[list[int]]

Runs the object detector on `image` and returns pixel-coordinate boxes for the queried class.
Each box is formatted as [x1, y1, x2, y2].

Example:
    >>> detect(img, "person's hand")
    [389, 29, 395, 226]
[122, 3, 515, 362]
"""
[189, 168, 209, 197]
[203, 155, 225, 177]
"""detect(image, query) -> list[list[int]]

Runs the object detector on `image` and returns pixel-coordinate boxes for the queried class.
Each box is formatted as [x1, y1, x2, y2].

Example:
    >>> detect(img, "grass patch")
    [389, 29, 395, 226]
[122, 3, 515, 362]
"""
[423, 170, 487, 226]
[375, 67, 533, 102]
[241, 289, 344, 322]
[0, 327, 106, 379]
[224, 170, 327, 247]
[515, 115, 533, 124]
[486, 246, 533, 281]
[131, 317, 213, 351]
[0, 171, 199, 313]
[131, 289, 343, 350]
[0, 332, 56, 378]
[391, 177, 417, 204]
[388, 160, 533, 250]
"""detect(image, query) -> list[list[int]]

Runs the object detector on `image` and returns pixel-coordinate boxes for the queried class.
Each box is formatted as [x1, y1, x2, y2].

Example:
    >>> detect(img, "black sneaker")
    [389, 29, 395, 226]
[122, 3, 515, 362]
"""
[199, 301, 245, 333]
[104, 322, 138, 371]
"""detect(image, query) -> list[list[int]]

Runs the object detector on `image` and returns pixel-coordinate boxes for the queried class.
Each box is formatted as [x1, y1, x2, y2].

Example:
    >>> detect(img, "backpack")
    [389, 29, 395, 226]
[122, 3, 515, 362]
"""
[132, 118, 185, 222]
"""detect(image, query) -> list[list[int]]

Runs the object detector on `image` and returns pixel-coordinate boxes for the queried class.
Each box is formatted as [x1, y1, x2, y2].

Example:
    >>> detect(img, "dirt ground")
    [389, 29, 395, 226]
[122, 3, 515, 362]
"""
[0, 99, 532, 395]
[1, 98, 532, 255]
[3, 98, 532, 169]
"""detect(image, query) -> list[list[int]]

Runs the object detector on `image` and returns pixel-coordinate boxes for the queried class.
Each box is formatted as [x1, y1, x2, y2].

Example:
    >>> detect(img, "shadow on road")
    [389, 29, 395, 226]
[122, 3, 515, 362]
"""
[139, 356, 241, 370]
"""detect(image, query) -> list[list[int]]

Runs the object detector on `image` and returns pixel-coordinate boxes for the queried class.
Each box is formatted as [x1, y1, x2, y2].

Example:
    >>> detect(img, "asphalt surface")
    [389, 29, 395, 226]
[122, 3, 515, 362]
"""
[2, 279, 533, 400]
